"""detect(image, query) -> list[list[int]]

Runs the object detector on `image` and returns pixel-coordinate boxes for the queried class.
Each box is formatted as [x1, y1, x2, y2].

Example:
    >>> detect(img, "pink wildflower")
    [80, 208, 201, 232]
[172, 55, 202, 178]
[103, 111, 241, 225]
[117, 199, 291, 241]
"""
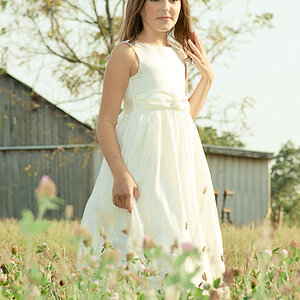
[35, 175, 57, 198]
[279, 249, 288, 257]
[182, 242, 195, 253]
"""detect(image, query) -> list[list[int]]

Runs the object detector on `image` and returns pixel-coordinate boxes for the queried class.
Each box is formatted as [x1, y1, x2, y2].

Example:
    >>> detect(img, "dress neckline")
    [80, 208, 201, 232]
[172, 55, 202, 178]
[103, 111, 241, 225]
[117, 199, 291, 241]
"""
[134, 41, 173, 48]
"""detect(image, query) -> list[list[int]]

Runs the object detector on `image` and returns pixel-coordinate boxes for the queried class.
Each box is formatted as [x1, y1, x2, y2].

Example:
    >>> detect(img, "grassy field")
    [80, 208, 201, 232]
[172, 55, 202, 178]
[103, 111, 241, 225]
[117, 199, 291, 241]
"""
[0, 217, 299, 299]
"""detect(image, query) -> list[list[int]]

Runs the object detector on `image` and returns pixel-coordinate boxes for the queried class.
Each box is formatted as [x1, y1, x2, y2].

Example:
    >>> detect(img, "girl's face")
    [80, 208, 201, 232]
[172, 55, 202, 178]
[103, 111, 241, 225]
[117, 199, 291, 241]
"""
[140, 0, 181, 34]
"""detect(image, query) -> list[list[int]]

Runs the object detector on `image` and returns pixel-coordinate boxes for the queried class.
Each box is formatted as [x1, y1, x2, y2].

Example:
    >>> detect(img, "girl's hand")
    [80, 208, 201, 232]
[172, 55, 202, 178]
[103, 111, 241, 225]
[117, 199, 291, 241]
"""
[186, 31, 214, 80]
[112, 171, 139, 214]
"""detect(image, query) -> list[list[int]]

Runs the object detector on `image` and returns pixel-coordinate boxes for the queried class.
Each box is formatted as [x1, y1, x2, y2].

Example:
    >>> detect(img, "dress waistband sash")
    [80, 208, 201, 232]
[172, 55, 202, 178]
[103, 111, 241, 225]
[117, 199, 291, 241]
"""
[122, 97, 190, 114]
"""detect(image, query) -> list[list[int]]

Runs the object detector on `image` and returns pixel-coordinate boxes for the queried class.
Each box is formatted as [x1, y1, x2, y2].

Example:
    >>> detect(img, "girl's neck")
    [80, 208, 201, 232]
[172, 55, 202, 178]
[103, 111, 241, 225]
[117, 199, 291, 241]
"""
[135, 32, 169, 47]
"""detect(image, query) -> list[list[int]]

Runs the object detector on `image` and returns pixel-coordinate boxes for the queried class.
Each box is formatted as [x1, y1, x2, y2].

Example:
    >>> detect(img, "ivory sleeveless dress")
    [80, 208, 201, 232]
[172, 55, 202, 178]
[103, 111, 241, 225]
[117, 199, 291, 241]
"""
[77, 40, 226, 289]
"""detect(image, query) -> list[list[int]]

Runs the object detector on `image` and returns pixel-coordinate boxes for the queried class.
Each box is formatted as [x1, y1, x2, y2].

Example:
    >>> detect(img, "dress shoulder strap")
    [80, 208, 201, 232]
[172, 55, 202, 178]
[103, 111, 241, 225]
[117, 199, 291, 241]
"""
[120, 40, 135, 49]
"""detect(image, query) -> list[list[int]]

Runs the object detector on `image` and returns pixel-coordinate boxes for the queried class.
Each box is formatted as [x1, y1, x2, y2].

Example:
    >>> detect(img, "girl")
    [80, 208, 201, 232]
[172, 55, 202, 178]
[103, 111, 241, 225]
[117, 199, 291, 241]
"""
[77, 0, 228, 294]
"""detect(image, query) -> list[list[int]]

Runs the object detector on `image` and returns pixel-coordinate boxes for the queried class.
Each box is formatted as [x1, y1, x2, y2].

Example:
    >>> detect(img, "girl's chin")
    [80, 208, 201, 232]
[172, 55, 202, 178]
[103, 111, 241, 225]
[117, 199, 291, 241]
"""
[154, 24, 174, 32]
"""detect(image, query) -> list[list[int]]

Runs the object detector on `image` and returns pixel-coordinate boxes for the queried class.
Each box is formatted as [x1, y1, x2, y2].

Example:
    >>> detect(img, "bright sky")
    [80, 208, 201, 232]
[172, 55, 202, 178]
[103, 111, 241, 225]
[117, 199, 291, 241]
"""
[206, 0, 300, 154]
[3, 0, 300, 155]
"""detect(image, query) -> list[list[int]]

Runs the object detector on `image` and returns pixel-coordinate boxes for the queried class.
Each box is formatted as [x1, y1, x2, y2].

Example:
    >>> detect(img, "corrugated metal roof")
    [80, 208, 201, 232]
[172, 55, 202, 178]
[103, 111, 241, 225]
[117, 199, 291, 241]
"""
[203, 144, 274, 159]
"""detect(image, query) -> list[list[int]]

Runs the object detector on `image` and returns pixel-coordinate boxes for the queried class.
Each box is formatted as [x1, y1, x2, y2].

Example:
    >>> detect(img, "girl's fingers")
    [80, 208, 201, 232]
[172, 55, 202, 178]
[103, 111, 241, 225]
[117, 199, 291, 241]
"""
[193, 32, 203, 54]
[187, 50, 203, 65]
[133, 186, 139, 201]
[126, 195, 132, 213]
[113, 195, 121, 208]
[194, 32, 207, 55]
[188, 39, 203, 59]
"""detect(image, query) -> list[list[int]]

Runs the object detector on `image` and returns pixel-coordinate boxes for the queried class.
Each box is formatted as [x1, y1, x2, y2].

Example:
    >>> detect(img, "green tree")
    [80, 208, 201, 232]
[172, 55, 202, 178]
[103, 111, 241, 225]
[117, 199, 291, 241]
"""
[196, 125, 245, 147]
[271, 140, 300, 226]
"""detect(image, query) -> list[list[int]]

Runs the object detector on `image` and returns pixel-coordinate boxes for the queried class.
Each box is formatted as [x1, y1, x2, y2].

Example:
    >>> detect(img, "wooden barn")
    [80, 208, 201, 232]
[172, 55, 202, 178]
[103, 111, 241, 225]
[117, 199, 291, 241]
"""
[0, 71, 97, 219]
[0, 70, 273, 226]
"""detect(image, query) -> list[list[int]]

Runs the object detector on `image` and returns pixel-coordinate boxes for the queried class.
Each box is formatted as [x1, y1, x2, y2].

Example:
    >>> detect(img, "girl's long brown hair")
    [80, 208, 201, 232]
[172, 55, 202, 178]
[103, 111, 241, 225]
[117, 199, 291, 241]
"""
[119, 0, 195, 61]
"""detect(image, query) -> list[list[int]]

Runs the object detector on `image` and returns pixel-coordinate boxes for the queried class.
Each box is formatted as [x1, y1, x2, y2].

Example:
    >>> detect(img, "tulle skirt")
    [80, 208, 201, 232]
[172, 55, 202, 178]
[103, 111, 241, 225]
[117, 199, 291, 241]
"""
[77, 108, 226, 289]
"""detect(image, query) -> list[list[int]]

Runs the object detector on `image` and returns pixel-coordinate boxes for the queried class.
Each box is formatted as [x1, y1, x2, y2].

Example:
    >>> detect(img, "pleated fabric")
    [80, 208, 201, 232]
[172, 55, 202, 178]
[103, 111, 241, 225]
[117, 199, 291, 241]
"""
[77, 40, 226, 289]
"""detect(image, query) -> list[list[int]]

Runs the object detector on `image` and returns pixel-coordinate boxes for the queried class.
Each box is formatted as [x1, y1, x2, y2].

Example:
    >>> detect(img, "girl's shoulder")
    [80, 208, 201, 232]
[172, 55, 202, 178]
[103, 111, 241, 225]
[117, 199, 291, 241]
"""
[108, 41, 138, 77]
[108, 41, 137, 66]
[112, 40, 136, 56]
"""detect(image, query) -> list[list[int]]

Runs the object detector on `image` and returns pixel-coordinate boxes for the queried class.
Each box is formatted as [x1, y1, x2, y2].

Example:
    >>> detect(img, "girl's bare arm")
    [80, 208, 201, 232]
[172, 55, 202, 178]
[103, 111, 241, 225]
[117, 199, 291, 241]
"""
[96, 42, 140, 213]
[97, 43, 137, 178]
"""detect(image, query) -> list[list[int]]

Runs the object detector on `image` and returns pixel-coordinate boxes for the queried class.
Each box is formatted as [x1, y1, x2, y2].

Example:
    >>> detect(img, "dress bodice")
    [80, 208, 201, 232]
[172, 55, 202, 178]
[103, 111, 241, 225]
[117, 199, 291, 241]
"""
[120, 40, 190, 114]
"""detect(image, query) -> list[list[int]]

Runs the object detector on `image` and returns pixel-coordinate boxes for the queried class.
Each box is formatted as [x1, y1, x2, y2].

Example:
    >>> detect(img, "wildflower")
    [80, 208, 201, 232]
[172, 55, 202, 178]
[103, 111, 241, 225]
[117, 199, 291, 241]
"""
[290, 239, 299, 249]
[279, 248, 288, 257]
[144, 267, 152, 276]
[51, 274, 56, 283]
[103, 248, 121, 262]
[99, 226, 107, 239]
[103, 240, 111, 248]
[143, 235, 155, 249]
[126, 251, 135, 262]
[42, 242, 50, 252]
[210, 290, 220, 300]
[233, 267, 244, 276]
[223, 268, 235, 285]
[83, 234, 92, 247]
[11, 245, 18, 255]
[9, 258, 17, 265]
[0, 273, 8, 283]
[35, 175, 57, 198]
[182, 242, 195, 253]
[93, 279, 100, 286]
[89, 255, 99, 268]
[111, 292, 119, 300]
[100, 226, 104, 235]
[267, 283, 273, 289]
[65, 205, 74, 219]
[128, 271, 146, 286]
[263, 249, 272, 257]
[75, 224, 90, 237]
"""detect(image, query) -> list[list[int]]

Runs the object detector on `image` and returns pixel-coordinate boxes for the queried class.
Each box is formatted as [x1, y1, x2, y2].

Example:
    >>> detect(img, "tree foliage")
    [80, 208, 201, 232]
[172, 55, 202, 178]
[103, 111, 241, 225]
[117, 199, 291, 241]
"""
[196, 125, 245, 147]
[271, 140, 300, 226]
